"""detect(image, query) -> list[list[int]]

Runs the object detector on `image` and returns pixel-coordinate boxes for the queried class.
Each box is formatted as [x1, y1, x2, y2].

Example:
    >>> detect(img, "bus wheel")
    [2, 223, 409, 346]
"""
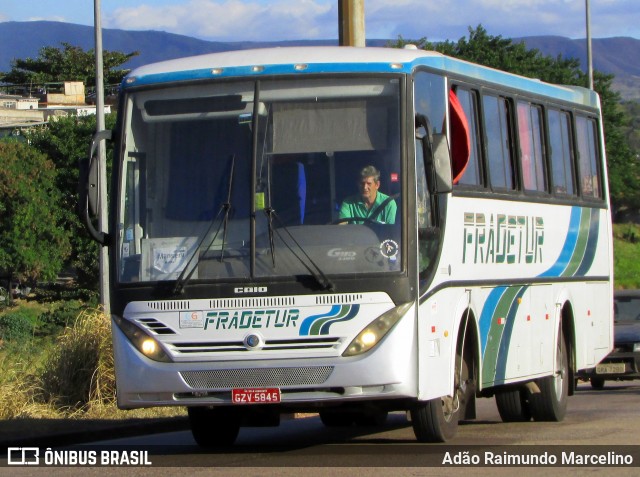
[410, 396, 458, 442]
[319, 410, 355, 427]
[590, 377, 605, 390]
[529, 330, 569, 422]
[410, 349, 469, 442]
[188, 406, 240, 448]
[495, 388, 531, 422]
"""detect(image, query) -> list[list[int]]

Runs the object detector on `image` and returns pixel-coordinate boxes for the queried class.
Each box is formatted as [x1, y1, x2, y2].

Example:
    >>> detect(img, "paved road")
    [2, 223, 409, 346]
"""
[6, 382, 640, 475]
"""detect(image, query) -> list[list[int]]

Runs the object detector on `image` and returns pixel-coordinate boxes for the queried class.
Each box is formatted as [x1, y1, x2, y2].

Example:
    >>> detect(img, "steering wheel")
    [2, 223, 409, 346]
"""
[330, 216, 379, 225]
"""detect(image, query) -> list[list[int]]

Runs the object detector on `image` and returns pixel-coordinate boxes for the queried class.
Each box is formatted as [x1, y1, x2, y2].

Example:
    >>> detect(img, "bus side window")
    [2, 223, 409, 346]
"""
[483, 94, 515, 191]
[547, 108, 575, 196]
[517, 101, 547, 193]
[575, 115, 602, 199]
[449, 89, 470, 184]
[416, 140, 435, 277]
[452, 87, 483, 187]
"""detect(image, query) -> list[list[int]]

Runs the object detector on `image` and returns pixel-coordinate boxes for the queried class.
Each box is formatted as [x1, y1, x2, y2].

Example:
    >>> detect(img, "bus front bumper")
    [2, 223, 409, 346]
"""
[111, 313, 418, 409]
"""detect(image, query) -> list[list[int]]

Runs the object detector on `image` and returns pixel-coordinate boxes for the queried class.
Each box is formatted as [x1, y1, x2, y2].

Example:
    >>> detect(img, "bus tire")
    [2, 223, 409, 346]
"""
[495, 388, 531, 422]
[411, 346, 469, 442]
[529, 330, 569, 422]
[411, 397, 459, 442]
[188, 406, 240, 448]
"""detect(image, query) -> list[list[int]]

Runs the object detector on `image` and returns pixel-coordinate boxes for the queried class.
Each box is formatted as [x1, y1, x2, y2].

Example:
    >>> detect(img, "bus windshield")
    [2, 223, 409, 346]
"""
[117, 76, 403, 284]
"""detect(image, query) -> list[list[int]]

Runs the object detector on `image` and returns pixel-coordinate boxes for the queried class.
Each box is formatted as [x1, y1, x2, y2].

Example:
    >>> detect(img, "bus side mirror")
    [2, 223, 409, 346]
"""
[78, 129, 112, 244]
[80, 156, 100, 216]
[431, 133, 452, 194]
[416, 114, 452, 195]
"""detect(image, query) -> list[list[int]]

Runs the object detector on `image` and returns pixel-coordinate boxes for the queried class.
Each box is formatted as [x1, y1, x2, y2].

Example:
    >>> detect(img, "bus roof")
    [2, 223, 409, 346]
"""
[124, 46, 599, 109]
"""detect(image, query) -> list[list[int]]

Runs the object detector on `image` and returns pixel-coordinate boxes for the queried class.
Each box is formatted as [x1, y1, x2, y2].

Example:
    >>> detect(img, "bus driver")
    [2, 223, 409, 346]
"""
[339, 165, 397, 224]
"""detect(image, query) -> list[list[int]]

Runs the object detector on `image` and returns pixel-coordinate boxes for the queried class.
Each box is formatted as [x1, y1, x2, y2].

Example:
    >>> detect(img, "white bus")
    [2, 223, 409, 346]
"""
[81, 46, 613, 445]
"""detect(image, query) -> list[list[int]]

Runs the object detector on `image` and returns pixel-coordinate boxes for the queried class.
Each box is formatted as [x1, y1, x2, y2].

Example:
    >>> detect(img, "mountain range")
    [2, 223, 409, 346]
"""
[2, 21, 639, 100]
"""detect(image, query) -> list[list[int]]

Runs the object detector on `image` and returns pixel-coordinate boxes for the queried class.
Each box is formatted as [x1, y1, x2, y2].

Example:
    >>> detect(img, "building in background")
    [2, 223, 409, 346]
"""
[0, 81, 110, 139]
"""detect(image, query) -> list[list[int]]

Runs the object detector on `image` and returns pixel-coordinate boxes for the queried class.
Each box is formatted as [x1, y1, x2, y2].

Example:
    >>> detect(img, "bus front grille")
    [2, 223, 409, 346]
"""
[180, 366, 334, 389]
[169, 337, 341, 354]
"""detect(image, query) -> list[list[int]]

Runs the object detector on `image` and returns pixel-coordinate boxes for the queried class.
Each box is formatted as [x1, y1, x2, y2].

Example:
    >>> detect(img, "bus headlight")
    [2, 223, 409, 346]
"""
[342, 302, 412, 357]
[113, 316, 172, 362]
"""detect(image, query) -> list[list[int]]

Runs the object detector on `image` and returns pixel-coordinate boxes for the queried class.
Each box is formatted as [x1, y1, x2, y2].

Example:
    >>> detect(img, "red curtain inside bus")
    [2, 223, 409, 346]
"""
[449, 89, 470, 184]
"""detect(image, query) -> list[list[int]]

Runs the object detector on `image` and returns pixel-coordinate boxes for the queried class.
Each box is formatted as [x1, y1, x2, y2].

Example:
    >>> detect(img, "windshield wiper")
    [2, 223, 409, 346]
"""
[264, 206, 277, 267]
[219, 155, 235, 262]
[263, 208, 335, 292]
[172, 155, 235, 295]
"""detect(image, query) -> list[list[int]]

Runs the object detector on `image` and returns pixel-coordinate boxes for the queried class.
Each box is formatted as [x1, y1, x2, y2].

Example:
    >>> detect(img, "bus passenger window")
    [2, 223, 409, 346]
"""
[547, 109, 575, 196]
[517, 101, 547, 193]
[449, 89, 470, 184]
[483, 94, 515, 191]
[576, 115, 602, 199]
[452, 88, 483, 187]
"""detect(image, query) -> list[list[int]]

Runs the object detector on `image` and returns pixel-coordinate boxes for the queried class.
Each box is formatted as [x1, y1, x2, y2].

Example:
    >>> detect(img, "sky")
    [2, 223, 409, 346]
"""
[1, 0, 639, 42]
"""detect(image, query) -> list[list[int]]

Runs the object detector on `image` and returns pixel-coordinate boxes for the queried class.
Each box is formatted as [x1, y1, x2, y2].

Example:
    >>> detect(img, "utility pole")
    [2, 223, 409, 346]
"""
[338, 0, 365, 47]
[94, 0, 110, 314]
[586, 0, 594, 90]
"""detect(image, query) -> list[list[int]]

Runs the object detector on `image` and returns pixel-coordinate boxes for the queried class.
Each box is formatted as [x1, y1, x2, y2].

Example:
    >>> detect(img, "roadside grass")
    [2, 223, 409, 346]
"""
[612, 223, 640, 289]
[0, 301, 183, 421]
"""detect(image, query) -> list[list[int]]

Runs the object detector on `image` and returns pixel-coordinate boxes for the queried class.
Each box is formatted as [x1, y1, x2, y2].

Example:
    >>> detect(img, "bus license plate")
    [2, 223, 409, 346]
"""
[232, 388, 281, 404]
[595, 363, 625, 374]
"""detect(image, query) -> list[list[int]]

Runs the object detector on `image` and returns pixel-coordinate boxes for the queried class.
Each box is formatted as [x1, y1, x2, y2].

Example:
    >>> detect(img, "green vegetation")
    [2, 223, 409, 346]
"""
[0, 299, 182, 419]
[0, 42, 138, 88]
[0, 142, 71, 304]
[612, 223, 640, 289]
[27, 113, 117, 291]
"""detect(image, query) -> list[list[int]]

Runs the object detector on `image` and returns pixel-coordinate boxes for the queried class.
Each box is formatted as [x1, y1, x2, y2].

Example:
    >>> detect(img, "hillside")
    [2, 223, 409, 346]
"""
[1, 21, 639, 99]
[519, 36, 640, 100]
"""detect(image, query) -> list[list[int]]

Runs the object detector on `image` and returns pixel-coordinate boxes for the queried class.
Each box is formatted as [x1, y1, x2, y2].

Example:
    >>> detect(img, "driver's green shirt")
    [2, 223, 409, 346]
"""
[339, 191, 396, 224]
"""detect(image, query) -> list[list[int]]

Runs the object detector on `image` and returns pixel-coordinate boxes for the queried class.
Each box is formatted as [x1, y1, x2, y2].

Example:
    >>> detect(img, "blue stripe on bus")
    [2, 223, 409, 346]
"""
[479, 206, 601, 385]
[123, 62, 413, 88]
[494, 286, 527, 382]
[122, 55, 599, 108]
[574, 208, 600, 277]
[479, 286, 507, 357]
[299, 305, 341, 336]
[319, 304, 360, 335]
[538, 206, 581, 278]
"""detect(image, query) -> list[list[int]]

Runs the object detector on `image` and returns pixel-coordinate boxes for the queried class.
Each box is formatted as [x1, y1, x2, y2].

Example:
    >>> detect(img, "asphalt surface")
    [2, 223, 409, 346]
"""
[0, 415, 190, 449]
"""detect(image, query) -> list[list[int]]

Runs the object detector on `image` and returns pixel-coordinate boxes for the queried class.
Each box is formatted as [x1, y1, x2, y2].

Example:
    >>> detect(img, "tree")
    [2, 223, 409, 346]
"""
[593, 73, 640, 215]
[0, 42, 137, 87]
[0, 141, 70, 303]
[26, 113, 116, 291]
[390, 26, 640, 215]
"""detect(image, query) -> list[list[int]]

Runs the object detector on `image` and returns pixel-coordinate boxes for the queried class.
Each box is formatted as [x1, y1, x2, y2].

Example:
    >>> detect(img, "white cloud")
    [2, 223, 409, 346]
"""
[27, 15, 68, 23]
[106, 0, 335, 41]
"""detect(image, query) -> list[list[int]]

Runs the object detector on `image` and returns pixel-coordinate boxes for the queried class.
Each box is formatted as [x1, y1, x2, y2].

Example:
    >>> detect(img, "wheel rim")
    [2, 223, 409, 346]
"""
[441, 395, 455, 422]
[553, 338, 565, 397]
